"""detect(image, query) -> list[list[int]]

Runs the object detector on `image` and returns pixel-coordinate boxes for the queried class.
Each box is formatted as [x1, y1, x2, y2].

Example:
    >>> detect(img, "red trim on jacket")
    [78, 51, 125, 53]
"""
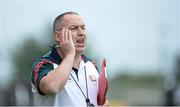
[34, 60, 53, 86]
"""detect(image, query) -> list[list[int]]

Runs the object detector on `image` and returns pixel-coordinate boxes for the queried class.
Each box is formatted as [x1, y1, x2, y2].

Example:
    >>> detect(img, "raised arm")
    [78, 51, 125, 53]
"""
[39, 28, 75, 95]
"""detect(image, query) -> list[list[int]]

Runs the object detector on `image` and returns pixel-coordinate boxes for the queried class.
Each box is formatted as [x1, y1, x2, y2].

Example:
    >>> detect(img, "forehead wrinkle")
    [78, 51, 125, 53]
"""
[63, 15, 85, 27]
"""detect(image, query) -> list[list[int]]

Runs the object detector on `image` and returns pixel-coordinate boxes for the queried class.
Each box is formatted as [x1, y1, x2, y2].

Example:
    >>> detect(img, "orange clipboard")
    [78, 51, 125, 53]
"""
[97, 59, 109, 105]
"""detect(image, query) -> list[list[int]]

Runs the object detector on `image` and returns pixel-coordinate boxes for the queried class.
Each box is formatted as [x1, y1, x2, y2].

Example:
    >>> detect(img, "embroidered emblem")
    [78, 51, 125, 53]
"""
[89, 75, 97, 83]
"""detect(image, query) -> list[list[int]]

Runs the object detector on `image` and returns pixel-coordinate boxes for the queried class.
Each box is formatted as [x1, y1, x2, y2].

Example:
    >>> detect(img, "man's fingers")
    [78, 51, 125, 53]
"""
[65, 28, 68, 41]
[68, 30, 73, 41]
[60, 28, 74, 47]
[61, 28, 65, 42]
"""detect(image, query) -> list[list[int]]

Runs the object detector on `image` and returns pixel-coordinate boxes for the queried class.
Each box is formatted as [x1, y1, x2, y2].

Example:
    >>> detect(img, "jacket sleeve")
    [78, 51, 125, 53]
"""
[31, 59, 54, 95]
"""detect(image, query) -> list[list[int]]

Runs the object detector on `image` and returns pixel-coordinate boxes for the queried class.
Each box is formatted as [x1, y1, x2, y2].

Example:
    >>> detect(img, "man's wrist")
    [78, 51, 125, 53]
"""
[65, 53, 75, 59]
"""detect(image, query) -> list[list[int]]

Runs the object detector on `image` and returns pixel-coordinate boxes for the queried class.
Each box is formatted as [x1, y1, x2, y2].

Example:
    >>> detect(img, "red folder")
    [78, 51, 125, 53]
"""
[97, 59, 109, 105]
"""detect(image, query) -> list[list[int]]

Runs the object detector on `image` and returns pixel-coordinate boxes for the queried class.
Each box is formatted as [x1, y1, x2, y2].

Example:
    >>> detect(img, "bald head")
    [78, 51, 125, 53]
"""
[53, 12, 79, 32]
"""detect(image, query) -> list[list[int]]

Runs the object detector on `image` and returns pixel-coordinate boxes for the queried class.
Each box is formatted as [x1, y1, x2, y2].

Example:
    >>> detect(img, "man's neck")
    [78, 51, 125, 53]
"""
[73, 52, 81, 69]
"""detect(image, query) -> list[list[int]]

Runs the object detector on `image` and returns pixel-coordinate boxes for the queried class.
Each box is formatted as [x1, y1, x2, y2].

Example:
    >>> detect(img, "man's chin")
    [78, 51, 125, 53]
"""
[75, 47, 85, 53]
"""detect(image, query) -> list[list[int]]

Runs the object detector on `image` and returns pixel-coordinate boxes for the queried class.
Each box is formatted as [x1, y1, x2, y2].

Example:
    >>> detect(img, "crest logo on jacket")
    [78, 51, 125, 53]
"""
[89, 75, 97, 84]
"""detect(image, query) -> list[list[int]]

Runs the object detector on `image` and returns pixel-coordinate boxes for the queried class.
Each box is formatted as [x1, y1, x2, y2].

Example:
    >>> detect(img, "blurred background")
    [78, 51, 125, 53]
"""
[0, 0, 180, 106]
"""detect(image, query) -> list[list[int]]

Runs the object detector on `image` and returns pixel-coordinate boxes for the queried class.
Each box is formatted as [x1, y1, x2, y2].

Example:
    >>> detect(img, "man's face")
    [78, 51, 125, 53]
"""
[62, 14, 87, 53]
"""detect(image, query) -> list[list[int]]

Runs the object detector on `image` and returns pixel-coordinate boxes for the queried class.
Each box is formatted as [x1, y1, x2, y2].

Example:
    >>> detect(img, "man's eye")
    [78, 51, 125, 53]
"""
[81, 26, 86, 30]
[69, 26, 77, 30]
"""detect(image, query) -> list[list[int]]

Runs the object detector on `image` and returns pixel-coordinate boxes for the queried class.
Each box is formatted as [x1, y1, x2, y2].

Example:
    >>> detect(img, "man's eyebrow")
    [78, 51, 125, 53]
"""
[69, 24, 85, 27]
[69, 25, 77, 27]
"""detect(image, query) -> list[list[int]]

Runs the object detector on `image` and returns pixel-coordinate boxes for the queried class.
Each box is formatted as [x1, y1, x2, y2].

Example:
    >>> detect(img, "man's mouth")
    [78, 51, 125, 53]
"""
[77, 38, 84, 43]
[76, 38, 85, 46]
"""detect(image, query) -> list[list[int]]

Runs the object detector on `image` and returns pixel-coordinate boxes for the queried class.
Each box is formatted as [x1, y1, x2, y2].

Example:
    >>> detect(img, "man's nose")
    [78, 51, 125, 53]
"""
[77, 28, 85, 37]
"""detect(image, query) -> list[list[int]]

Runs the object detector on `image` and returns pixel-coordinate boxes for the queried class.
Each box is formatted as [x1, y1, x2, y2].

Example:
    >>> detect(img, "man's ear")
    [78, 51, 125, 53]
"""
[54, 31, 60, 42]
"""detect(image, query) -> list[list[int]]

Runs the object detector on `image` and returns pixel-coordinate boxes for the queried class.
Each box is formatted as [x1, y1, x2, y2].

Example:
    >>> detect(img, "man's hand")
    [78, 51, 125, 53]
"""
[58, 28, 75, 57]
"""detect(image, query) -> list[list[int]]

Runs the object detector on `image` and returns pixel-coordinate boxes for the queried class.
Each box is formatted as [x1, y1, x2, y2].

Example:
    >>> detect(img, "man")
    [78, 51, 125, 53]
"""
[31, 12, 108, 106]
